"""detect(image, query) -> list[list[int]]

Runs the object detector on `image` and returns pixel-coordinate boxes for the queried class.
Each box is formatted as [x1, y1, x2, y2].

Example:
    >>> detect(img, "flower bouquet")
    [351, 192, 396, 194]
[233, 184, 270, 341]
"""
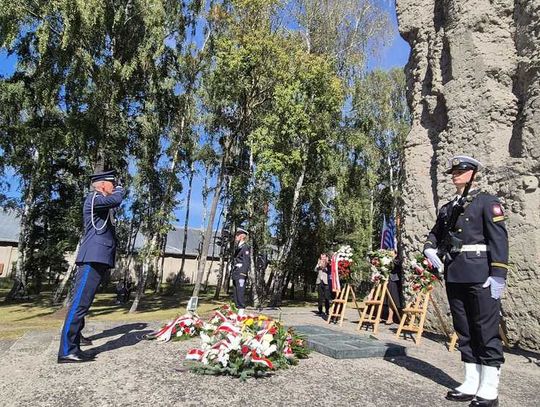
[143, 313, 207, 342]
[367, 249, 396, 283]
[185, 305, 310, 380]
[335, 245, 354, 282]
[403, 254, 440, 303]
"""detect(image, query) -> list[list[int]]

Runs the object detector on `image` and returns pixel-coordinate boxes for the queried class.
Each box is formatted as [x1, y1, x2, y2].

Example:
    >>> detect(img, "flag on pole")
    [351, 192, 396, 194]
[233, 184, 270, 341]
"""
[380, 215, 397, 251]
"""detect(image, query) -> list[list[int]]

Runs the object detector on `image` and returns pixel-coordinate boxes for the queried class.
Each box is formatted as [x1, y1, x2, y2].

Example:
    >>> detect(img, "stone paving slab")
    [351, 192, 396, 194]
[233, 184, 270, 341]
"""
[7, 331, 55, 355]
[294, 325, 407, 359]
[0, 308, 539, 406]
[0, 339, 16, 356]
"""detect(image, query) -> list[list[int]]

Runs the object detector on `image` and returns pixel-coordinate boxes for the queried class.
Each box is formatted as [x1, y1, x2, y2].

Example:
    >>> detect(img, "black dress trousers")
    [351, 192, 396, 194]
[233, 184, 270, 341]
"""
[446, 282, 504, 367]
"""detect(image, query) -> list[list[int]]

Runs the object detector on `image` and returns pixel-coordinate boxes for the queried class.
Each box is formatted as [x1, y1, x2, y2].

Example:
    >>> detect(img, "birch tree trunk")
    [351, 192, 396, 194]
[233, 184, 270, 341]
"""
[129, 233, 159, 313]
[214, 247, 227, 299]
[6, 182, 34, 301]
[369, 188, 374, 250]
[246, 147, 261, 307]
[52, 242, 80, 304]
[269, 159, 307, 306]
[173, 163, 195, 291]
[213, 177, 232, 299]
[192, 179, 223, 298]
[204, 207, 223, 291]
[192, 140, 230, 299]
[154, 237, 166, 293]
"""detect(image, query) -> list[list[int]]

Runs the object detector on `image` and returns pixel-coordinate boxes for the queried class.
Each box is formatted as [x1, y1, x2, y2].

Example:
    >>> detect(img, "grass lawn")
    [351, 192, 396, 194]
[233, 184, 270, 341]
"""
[0, 284, 227, 340]
[0, 279, 320, 340]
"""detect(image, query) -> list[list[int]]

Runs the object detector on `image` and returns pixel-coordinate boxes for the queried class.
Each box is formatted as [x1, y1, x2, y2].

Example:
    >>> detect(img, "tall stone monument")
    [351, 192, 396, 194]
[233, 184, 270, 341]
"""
[396, 0, 540, 351]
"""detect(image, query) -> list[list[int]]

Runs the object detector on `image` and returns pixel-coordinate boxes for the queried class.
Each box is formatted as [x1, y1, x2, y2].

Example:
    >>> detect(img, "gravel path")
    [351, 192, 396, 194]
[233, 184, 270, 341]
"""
[0, 306, 538, 407]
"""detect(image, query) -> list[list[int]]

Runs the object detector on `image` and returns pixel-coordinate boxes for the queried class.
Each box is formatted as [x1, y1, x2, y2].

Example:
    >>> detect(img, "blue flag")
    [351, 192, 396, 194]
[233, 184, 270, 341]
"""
[380, 215, 397, 251]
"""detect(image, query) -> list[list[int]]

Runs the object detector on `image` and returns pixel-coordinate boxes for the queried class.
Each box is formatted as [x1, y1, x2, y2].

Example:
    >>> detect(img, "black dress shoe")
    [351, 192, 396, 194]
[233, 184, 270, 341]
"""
[80, 335, 93, 346]
[78, 350, 97, 359]
[446, 389, 475, 402]
[57, 353, 95, 364]
[469, 397, 498, 407]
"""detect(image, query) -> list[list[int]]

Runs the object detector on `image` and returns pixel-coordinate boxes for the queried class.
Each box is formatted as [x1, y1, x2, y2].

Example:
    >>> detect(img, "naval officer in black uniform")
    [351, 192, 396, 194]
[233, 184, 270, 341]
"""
[424, 156, 509, 407]
[58, 170, 125, 363]
[231, 228, 250, 316]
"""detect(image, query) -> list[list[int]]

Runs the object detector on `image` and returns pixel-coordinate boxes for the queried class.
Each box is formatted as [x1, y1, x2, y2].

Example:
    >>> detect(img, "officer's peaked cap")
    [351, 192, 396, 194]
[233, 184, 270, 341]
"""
[235, 227, 248, 236]
[445, 155, 483, 174]
[90, 169, 117, 183]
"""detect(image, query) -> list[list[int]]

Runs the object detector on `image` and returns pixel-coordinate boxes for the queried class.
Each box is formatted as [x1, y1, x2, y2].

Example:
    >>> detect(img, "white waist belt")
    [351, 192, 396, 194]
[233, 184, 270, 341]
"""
[460, 244, 489, 252]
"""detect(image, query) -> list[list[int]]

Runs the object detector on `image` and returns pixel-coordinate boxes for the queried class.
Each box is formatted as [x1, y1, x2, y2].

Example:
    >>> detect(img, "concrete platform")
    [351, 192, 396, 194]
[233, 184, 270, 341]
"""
[294, 325, 407, 359]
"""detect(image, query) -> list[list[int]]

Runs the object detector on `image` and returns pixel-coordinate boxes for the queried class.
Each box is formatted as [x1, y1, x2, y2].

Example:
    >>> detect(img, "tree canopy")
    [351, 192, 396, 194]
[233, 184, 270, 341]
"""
[0, 0, 410, 306]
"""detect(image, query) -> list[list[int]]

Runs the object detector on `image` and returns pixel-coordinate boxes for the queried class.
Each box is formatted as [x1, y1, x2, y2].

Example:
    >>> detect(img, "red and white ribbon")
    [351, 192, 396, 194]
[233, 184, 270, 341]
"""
[251, 352, 274, 369]
[216, 322, 241, 336]
[186, 348, 203, 361]
[331, 253, 341, 293]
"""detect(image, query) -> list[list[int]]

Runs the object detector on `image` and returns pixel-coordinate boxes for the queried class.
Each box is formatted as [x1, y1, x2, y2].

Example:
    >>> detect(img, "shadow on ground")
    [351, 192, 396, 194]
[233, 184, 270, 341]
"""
[385, 355, 460, 389]
[88, 323, 152, 355]
[504, 345, 540, 366]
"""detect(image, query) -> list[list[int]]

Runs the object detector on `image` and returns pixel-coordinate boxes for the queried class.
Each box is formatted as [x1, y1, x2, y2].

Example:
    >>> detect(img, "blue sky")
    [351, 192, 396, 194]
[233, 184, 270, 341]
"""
[0, 3, 409, 229]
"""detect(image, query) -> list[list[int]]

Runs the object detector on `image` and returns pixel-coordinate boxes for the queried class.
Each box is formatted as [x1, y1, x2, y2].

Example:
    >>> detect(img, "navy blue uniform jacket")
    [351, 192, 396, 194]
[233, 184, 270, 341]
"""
[424, 191, 510, 283]
[75, 187, 125, 268]
[232, 242, 251, 280]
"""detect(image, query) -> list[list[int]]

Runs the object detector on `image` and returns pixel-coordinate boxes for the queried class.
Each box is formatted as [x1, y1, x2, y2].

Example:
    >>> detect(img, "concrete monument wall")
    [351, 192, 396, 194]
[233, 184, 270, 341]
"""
[396, 0, 540, 351]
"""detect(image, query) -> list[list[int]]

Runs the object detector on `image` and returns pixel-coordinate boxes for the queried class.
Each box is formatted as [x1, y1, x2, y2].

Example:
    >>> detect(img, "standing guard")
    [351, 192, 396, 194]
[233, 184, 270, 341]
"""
[231, 228, 250, 316]
[58, 170, 125, 363]
[424, 156, 509, 407]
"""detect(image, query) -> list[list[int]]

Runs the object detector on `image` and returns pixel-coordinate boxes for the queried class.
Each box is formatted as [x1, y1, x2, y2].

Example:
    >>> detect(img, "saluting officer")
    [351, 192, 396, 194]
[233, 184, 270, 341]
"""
[424, 156, 509, 407]
[58, 170, 125, 363]
[231, 228, 250, 316]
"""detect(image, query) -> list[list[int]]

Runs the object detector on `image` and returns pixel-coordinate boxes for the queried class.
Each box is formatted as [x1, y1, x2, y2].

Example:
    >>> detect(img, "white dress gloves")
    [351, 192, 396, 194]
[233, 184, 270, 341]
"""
[482, 276, 506, 299]
[424, 247, 444, 270]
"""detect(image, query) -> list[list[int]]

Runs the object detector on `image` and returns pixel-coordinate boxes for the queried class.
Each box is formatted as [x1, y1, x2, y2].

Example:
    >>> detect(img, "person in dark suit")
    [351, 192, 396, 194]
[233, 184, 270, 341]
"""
[58, 170, 125, 363]
[424, 156, 509, 407]
[231, 228, 250, 316]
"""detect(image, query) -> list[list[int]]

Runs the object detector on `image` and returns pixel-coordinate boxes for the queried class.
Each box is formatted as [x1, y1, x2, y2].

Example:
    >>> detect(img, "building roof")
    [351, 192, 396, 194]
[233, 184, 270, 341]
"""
[0, 208, 220, 257]
[0, 209, 20, 244]
[159, 227, 221, 257]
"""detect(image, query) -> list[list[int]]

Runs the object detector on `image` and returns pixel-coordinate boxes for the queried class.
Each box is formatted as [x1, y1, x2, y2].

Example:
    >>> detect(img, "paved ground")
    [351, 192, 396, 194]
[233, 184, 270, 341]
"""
[0, 306, 539, 407]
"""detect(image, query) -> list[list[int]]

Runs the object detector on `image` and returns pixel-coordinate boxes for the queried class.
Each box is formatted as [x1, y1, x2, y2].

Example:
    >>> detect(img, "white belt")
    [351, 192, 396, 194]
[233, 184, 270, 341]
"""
[460, 244, 489, 252]
[235, 263, 243, 268]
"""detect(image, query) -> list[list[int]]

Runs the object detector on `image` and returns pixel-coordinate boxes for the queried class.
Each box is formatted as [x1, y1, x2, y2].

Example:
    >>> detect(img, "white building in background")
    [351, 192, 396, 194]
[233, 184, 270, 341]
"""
[0, 209, 19, 278]
[0, 208, 226, 285]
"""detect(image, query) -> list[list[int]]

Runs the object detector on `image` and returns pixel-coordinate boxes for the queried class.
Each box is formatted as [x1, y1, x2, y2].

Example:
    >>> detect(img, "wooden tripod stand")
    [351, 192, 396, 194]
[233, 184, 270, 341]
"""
[357, 280, 400, 334]
[326, 284, 362, 326]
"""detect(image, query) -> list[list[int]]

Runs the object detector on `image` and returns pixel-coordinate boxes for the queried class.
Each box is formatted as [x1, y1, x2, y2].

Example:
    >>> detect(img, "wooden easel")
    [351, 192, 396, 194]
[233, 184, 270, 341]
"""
[326, 284, 362, 326]
[357, 280, 400, 334]
[395, 290, 431, 345]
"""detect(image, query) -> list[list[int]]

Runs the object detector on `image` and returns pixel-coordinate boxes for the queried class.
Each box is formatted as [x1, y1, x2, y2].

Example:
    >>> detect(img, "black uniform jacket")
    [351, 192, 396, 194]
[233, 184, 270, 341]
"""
[232, 242, 251, 280]
[424, 191, 509, 283]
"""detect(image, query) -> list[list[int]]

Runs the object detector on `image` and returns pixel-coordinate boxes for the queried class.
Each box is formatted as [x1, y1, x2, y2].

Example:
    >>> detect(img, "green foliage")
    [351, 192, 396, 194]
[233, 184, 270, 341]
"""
[0, 0, 409, 303]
